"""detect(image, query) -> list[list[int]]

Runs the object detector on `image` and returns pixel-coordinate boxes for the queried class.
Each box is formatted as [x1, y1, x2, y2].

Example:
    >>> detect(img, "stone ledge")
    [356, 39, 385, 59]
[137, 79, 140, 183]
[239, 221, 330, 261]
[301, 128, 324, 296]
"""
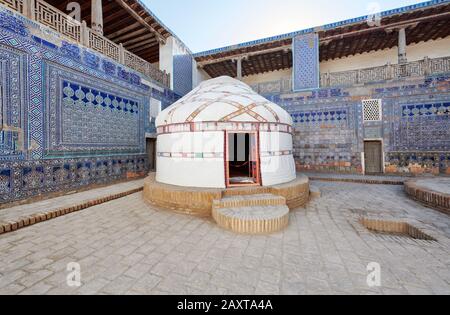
[0, 175, 146, 210]
[309, 177, 404, 185]
[0, 187, 143, 236]
[404, 179, 450, 215]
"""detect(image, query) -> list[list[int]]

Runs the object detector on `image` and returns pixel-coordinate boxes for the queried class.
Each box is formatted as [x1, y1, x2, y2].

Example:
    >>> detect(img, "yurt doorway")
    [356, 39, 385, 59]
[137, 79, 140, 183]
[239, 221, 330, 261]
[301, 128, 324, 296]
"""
[225, 131, 261, 187]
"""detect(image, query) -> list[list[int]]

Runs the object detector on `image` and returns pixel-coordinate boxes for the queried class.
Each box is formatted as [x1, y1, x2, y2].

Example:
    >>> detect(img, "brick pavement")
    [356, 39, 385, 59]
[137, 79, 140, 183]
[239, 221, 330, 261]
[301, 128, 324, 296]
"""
[0, 181, 449, 295]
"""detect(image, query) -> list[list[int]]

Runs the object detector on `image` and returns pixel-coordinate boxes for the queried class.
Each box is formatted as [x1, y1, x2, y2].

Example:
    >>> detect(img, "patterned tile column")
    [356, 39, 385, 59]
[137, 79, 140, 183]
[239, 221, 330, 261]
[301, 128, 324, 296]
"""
[293, 33, 320, 91]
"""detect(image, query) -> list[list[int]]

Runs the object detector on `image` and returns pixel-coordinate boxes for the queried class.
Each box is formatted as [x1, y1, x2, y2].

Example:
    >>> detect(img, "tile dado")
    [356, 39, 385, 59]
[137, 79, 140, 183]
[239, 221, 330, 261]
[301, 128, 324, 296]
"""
[276, 74, 450, 174]
[0, 155, 147, 203]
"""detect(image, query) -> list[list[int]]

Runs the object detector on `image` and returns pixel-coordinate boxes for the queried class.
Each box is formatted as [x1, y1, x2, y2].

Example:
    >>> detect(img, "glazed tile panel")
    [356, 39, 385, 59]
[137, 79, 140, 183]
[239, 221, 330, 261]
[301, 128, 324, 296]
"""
[293, 33, 320, 91]
[0, 8, 179, 203]
[45, 63, 145, 157]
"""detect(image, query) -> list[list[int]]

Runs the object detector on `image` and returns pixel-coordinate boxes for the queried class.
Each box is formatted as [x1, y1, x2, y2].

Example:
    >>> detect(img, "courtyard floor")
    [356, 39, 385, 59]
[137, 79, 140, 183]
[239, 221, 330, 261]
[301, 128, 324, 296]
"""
[0, 181, 449, 295]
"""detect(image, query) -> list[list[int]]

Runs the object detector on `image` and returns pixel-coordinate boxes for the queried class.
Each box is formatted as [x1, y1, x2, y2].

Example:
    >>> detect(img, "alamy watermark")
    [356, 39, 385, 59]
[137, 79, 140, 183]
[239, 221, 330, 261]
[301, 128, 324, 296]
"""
[367, 262, 381, 287]
[366, 2, 382, 27]
[66, 262, 82, 287]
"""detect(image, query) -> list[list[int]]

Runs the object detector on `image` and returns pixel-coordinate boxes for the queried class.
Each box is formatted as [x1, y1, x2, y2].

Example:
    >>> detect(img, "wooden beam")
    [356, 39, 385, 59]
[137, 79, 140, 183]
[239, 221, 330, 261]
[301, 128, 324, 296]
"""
[112, 28, 149, 43]
[124, 38, 158, 50]
[122, 34, 155, 46]
[323, 11, 450, 42]
[107, 22, 142, 39]
[132, 43, 159, 54]
[197, 45, 292, 67]
[114, 0, 166, 44]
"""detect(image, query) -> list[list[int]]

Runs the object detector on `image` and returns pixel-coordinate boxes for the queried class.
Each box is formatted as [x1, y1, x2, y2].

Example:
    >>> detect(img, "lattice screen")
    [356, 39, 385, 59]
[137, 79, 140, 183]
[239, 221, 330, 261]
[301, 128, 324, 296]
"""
[362, 99, 382, 122]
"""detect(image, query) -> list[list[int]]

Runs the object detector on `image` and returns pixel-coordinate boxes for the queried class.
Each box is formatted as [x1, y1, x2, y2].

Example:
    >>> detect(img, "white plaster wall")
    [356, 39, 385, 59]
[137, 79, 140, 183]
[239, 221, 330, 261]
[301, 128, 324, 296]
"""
[192, 61, 211, 88]
[156, 132, 225, 188]
[159, 36, 174, 89]
[320, 37, 450, 73]
[242, 69, 292, 86]
[160, 36, 195, 92]
[259, 132, 296, 186]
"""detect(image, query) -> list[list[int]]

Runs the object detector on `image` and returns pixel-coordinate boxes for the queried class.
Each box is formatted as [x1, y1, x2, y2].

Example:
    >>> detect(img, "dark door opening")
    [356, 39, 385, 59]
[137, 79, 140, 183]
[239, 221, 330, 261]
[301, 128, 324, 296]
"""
[146, 138, 157, 172]
[364, 141, 383, 174]
[226, 132, 260, 187]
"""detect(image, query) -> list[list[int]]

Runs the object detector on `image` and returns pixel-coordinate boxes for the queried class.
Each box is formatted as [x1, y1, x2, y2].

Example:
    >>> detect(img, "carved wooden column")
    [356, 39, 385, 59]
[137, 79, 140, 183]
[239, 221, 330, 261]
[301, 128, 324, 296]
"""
[398, 27, 407, 64]
[91, 0, 103, 35]
[235, 57, 243, 80]
[23, 0, 35, 20]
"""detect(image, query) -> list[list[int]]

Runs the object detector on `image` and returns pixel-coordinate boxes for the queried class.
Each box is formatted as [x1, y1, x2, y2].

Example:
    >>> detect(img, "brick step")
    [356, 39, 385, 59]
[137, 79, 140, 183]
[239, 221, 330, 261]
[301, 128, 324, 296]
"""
[213, 194, 286, 209]
[222, 186, 271, 197]
[212, 204, 290, 234]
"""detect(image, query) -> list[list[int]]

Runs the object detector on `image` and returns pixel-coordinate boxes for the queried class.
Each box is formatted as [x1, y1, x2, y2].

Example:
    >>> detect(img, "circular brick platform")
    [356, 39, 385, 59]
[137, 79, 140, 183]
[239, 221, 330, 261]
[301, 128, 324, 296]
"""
[405, 178, 450, 214]
[143, 173, 310, 217]
[212, 202, 290, 235]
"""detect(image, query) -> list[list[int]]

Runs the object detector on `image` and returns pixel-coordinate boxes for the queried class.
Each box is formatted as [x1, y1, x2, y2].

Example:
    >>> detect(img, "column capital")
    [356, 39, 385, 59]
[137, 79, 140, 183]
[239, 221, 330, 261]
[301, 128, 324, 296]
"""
[232, 55, 249, 63]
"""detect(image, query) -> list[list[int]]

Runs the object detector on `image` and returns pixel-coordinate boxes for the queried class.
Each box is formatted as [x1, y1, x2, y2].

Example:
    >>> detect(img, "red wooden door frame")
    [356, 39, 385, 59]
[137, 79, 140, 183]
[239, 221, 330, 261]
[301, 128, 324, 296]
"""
[224, 130, 261, 188]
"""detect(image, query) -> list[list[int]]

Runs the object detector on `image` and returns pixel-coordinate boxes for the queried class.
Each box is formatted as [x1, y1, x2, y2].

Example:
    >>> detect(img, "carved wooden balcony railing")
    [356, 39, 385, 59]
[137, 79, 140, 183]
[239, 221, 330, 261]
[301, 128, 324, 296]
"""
[0, 0, 170, 88]
[88, 30, 120, 61]
[320, 56, 450, 88]
[251, 56, 450, 94]
[35, 0, 81, 42]
[0, 0, 23, 13]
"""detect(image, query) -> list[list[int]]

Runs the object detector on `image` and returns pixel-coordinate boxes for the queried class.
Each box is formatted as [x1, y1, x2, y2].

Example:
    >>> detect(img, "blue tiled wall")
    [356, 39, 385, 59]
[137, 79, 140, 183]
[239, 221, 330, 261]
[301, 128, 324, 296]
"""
[262, 75, 450, 174]
[0, 8, 178, 203]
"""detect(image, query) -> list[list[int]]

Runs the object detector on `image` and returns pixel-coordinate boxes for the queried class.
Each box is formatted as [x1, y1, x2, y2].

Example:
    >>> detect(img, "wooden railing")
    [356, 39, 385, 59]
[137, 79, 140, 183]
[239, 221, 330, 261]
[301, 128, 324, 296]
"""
[0, 0, 170, 88]
[88, 30, 120, 61]
[35, 0, 81, 42]
[320, 56, 450, 88]
[0, 0, 23, 13]
[251, 56, 450, 93]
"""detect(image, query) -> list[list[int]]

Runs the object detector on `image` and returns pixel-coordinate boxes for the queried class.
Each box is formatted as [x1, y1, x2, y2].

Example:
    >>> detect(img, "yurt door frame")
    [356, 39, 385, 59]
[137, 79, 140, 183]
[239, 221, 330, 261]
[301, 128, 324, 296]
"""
[224, 131, 261, 187]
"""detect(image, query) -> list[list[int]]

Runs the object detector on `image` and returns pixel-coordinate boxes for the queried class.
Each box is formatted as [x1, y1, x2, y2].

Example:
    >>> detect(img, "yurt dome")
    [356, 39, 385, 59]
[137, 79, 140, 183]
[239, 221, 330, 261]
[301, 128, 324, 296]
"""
[155, 76, 296, 188]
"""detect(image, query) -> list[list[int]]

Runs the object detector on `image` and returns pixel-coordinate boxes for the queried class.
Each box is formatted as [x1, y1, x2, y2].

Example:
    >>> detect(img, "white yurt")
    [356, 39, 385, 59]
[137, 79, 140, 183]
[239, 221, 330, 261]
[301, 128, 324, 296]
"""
[155, 76, 296, 188]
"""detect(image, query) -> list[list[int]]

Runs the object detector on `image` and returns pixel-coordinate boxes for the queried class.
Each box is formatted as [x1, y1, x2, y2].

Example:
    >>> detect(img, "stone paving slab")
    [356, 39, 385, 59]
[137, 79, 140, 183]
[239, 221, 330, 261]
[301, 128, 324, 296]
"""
[0, 181, 449, 295]
[0, 179, 144, 235]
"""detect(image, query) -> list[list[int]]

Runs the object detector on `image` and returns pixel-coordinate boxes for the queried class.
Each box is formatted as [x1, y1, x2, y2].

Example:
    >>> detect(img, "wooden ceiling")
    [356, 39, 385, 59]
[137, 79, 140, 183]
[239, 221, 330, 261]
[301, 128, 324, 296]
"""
[197, 3, 450, 78]
[45, 0, 173, 63]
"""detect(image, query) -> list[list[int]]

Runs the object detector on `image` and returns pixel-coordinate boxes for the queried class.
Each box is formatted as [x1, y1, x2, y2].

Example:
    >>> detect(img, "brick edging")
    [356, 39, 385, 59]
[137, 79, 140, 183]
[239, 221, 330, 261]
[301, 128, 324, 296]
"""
[404, 181, 450, 215]
[308, 177, 405, 185]
[0, 187, 143, 236]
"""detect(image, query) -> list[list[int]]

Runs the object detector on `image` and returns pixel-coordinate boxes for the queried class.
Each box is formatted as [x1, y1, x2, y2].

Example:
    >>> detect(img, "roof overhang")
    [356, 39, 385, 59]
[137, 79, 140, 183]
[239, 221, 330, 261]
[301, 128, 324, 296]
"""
[195, 0, 450, 78]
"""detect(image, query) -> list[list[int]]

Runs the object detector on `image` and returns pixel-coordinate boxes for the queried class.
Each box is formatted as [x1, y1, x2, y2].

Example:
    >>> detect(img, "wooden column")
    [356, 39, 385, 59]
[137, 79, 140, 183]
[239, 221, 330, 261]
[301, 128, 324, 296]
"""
[233, 56, 248, 80]
[236, 57, 243, 80]
[91, 0, 103, 35]
[398, 27, 407, 64]
[81, 21, 89, 47]
[23, 0, 35, 20]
